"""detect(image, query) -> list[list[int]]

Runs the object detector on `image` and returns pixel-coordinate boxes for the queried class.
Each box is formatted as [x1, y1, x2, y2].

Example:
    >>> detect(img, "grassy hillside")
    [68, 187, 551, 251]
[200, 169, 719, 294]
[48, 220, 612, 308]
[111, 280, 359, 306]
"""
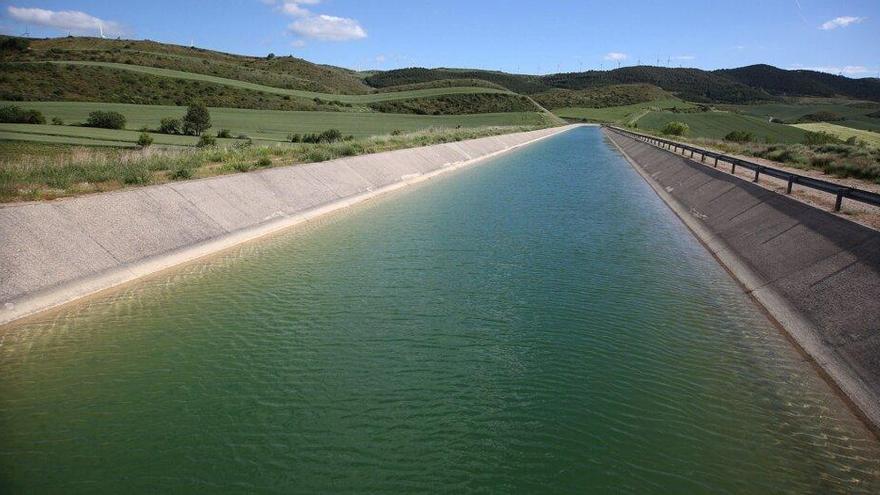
[554, 98, 696, 124]
[792, 123, 880, 148]
[0, 62, 336, 111]
[3, 36, 371, 94]
[0, 101, 553, 146]
[365, 68, 549, 94]
[533, 84, 672, 109]
[368, 94, 539, 115]
[636, 111, 808, 143]
[11, 61, 512, 104]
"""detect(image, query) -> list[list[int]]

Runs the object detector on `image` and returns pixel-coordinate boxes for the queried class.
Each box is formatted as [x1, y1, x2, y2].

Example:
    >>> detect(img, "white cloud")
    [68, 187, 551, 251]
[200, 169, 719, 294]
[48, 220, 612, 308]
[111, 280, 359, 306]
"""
[604, 52, 628, 61]
[290, 39, 306, 48]
[289, 14, 366, 41]
[790, 64, 871, 76]
[269, 0, 366, 42]
[819, 16, 866, 30]
[6, 6, 125, 36]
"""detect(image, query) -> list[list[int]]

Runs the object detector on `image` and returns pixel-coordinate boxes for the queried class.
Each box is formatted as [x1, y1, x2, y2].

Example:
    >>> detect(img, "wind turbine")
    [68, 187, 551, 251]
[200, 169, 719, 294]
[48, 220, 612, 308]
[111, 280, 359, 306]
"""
[99, 22, 105, 39]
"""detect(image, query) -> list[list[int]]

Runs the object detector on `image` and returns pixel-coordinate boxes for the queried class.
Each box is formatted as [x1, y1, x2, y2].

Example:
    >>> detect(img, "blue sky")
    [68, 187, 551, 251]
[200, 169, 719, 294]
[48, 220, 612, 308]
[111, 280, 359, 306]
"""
[2, 0, 878, 77]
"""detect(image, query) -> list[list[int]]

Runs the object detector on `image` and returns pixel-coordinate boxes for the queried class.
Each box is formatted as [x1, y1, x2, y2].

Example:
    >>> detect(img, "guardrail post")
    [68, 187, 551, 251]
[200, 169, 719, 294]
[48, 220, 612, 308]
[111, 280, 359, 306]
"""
[714, 156, 719, 168]
[700, 153, 705, 163]
[753, 167, 760, 182]
[786, 177, 794, 194]
[690, 150, 694, 158]
[835, 190, 845, 211]
[731, 162, 736, 174]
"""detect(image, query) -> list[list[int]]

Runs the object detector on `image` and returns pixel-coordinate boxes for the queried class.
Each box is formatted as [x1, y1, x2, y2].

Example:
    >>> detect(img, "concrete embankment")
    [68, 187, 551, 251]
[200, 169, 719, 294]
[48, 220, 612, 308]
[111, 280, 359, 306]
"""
[0, 125, 579, 325]
[604, 128, 880, 431]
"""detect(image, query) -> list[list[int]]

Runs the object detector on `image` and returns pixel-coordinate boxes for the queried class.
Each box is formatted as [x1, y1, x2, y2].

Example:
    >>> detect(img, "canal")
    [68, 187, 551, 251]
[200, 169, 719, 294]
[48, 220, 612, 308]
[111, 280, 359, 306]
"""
[1, 126, 878, 493]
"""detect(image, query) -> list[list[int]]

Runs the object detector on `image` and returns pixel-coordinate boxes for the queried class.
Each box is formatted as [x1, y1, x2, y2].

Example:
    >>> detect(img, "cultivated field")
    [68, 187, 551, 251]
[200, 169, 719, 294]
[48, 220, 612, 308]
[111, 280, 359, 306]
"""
[554, 98, 696, 125]
[0, 101, 551, 147]
[725, 101, 880, 132]
[636, 111, 808, 143]
[792, 123, 880, 148]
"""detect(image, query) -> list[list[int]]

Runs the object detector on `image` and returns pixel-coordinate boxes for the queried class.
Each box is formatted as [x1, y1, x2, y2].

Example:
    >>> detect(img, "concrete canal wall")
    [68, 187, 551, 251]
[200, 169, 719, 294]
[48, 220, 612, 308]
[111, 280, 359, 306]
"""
[0, 125, 579, 325]
[604, 128, 880, 432]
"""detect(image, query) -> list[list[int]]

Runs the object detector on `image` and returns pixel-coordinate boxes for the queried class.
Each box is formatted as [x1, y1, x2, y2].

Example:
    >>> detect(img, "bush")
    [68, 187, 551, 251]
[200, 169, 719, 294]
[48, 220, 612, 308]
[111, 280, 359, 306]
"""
[159, 117, 182, 135]
[0, 36, 30, 52]
[183, 103, 211, 136]
[803, 131, 842, 146]
[217, 128, 232, 138]
[318, 128, 343, 143]
[169, 166, 193, 180]
[85, 110, 126, 129]
[51, 117, 64, 125]
[391, 129, 403, 136]
[137, 132, 154, 147]
[256, 157, 272, 167]
[287, 133, 302, 143]
[798, 111, 845, 123]
[769, 117, 785, 124]
[0, 105, 46, 124]
[724, 130, 754, 143]
[196, 134, 217, 147]
[661, 121, 689, 136]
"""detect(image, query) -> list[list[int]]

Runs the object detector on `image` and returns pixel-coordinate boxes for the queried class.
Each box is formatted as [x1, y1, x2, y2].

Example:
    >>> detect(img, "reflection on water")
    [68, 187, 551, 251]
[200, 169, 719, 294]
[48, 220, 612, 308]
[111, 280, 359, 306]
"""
[1, 127, 879, 493]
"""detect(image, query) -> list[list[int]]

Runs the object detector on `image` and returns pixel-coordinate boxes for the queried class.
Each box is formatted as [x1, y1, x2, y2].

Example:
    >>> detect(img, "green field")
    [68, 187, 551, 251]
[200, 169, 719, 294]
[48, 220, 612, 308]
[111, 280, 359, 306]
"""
[636, 111, 809, 143]
[554, 99, 696, 125]
[36, 62, 512, 104]
[0, 101, 550, 147]
[792, 122, 880, 148]
[725, 101, 880, 132]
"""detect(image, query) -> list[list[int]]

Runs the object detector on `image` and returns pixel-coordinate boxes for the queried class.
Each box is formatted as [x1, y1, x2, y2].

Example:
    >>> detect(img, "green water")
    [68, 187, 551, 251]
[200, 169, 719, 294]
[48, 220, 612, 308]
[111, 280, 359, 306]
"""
[1, 127, 879, 493]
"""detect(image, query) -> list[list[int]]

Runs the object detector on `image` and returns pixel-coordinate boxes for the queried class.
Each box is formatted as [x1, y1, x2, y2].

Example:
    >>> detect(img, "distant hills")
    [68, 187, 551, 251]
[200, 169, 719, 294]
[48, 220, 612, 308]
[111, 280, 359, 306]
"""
[373, 65, 880, 104]
[2, 35, 879, 111]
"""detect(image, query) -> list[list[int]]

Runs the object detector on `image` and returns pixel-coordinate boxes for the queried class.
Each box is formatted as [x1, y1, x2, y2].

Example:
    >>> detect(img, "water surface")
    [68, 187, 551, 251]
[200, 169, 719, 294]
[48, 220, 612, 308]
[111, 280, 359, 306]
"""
[2, 127, 879, 493]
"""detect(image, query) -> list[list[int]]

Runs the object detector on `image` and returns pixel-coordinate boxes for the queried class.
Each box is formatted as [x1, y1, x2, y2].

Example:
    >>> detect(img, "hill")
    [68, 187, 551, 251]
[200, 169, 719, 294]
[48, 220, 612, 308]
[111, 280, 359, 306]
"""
[532, 84, 673, 109]
[716, 65, 880, 102]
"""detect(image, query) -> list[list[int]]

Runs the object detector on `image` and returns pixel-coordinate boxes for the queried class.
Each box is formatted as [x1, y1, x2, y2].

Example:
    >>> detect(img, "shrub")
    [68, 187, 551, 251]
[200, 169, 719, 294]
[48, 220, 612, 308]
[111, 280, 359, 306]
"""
[288, 133, 302, 143]
[183, 103, 211, 136]
[51, 117, 64, 125]
[217, 128, 232, 138]
[137, 132, 154, 147]
[803, 131, 841, 146]
[391, 129, 403, 136]
[85, 110, 126, 129]
[661, 121, 689, 136]
[724, 130, 754, 143]
[121, 164, 152, 185]
[256, 157, 272, 167]
[169, 166, 193, 180]
[159, 117, 182, 135]
[798, 111, 845, 123]
[318, 128, 343, 143]
[0, 36, 29, 51]
[0, 105, 46, 124]
[769, 117, 785, 124]
[196, 134, 217, 147]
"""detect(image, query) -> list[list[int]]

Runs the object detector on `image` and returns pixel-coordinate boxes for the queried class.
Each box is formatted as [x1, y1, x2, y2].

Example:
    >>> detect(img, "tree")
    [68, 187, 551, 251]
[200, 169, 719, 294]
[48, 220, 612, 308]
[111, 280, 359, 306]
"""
[183, 103, 211, 136]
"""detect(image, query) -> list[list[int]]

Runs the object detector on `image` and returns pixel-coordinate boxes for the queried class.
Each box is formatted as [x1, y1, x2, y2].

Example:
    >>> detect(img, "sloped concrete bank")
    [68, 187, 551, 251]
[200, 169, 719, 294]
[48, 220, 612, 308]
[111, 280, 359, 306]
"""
[604, 128, 880, 431]
[0, 125, 579, 326]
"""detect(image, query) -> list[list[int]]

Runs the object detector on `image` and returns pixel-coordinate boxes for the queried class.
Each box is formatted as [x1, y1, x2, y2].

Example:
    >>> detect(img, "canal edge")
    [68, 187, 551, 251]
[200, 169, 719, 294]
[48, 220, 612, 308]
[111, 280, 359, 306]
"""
[602, 128, 880, 437]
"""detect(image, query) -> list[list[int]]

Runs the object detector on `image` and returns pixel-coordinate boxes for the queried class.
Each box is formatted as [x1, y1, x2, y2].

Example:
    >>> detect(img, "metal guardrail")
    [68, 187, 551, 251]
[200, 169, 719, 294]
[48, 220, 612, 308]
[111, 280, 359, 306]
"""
[604, 125, 880, 212]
